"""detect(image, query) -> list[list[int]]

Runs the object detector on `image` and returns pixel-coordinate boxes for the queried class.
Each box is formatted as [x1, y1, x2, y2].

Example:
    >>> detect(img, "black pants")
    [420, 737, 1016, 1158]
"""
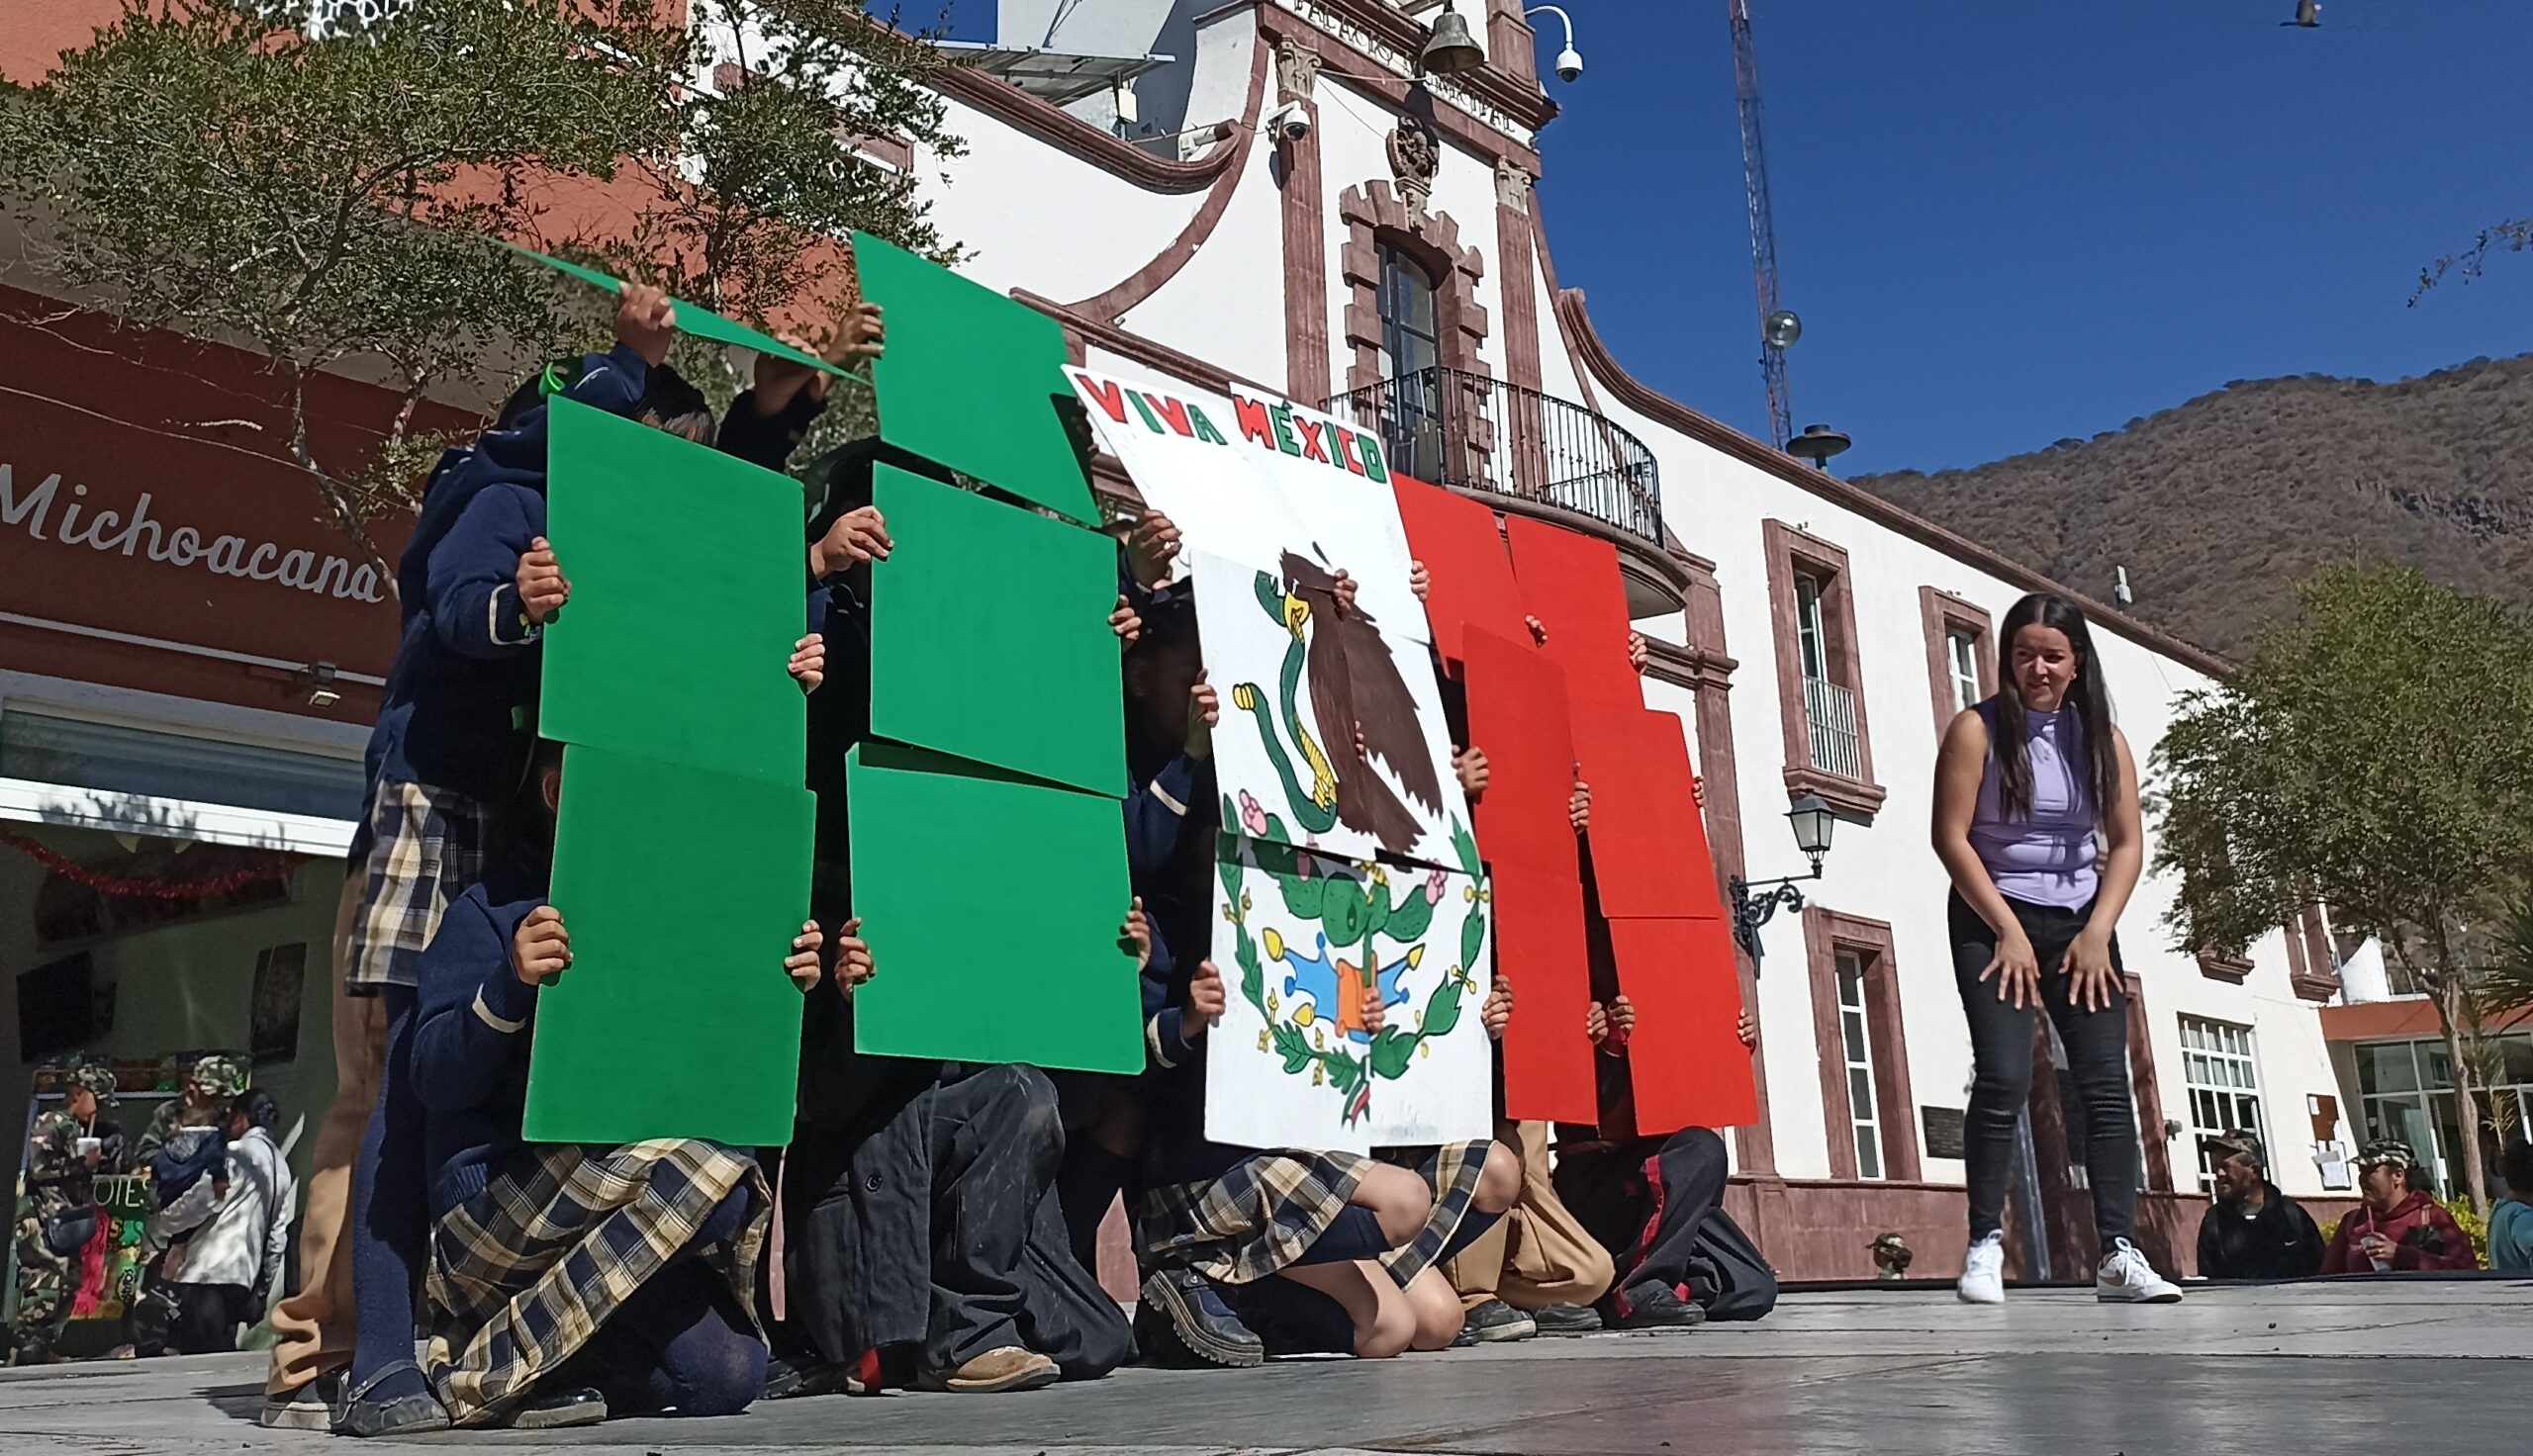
[170, 1282, 254, 1354]
[1553, 1128, 1729, 1310]
[1951, 891, 2136, 1249]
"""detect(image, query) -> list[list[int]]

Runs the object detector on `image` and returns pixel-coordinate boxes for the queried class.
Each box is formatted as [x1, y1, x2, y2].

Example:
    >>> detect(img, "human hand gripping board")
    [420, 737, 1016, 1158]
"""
[503, 243, 843, 377]
[1458, 625, 1599, 1124]
[853, 230, 1096, 525]
[523, 743, 816, 1146]
[866, 465, 1125, 796]
[539, 397, 807, 783]
[843, 743, 1144, 1074]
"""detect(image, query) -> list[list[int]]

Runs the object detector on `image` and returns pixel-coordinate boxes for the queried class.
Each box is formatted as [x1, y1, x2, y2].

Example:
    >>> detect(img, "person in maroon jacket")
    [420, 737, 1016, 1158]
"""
[2321, 1140, 2479, 1273]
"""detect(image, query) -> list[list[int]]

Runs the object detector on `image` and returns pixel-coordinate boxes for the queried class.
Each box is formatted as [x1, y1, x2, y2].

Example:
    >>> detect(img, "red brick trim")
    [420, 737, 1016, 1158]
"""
[933, 61, 1244, 194]
[2197, 948, 2255, 985]
[2292, 905, 2339, 1002]
[1494, 181, 1542, 394]
[1760, 519, 1885, 819]
[2125, 971, 2174, 1194]
[1917, 586, 1996, 740]
[1251, 3, 1551, 173]
[1277, 93, 1331, 400]
[1550, 287, 2236, 680]
[1068, 40, 1271, 323]
[1336, 183, 1489, 393]
[1802, 907, 1923, 1183]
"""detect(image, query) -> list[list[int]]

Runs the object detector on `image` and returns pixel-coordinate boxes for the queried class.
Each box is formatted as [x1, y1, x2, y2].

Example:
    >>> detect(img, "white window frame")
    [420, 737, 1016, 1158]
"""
[1793, 571, 1829, 685]
[0, 670, 363, 857]
[1946, 627, 1983, 713]
[1836, 949, 1883, 1181]
[2181, 1015, 2265, 1191]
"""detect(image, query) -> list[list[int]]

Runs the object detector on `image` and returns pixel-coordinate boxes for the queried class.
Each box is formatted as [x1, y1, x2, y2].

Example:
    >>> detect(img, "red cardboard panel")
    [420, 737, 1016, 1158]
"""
[1459, 625, 1578, 874]
[1493, 862, 1601, 1125]
[1570, 706, 1725, 920]
[1606, 916, 1757, 1135]
[1391, 475, 1528, 667]
[1502, 515, 1640, 708]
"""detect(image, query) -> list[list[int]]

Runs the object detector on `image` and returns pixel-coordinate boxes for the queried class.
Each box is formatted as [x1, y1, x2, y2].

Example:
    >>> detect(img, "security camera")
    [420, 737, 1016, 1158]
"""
[1267, 100, 1311, 141]
[1553, 46, 1583, 82]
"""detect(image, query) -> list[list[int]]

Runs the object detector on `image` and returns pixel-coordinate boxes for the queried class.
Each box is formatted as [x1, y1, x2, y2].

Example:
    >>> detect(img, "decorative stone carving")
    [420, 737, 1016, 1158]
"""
[1494, 156, 1533, 213]
[1275, 37, 1321, 98]
[1386, 116, 1442, 224]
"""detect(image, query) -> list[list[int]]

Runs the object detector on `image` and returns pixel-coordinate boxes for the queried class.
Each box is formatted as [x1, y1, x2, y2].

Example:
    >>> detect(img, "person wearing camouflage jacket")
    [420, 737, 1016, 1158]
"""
[9, 1063, 127, 1366]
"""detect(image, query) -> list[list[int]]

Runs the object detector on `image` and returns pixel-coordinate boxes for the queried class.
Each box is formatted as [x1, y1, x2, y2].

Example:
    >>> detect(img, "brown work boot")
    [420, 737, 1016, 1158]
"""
[920, 1346, 1058, 1394]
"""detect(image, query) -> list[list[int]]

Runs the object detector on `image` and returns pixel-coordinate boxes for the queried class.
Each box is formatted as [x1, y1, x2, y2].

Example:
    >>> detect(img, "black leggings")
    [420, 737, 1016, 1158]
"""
[1951, 891, 2137, 1251]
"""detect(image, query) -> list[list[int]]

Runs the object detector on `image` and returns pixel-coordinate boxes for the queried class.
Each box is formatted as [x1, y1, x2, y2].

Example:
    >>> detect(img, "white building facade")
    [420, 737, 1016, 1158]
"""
[876, 0, 2354, 1277]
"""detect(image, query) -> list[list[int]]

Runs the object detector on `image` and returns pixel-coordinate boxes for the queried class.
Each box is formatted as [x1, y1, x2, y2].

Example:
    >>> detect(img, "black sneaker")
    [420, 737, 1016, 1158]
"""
[1136, 1269, 1265, 1368]
[1606, 1282, 1705, 1331]
[1531, 1303, 1603, 1335]
[1462, 1299, 1538, 1343]
[496, 1386, 608, 1430]
[763, 1352, 853, 1401]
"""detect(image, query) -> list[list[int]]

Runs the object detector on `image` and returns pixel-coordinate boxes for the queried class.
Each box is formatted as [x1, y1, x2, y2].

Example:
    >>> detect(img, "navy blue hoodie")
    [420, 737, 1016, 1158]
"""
[409, 851, 550, 1217]
[365, 347, 825, 804]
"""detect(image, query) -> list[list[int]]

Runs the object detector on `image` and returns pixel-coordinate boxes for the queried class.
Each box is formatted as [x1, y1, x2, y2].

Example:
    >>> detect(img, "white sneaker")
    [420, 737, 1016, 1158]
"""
[1956, 1231, 2006, 1305]
[2096, 1239, 2184, 1303]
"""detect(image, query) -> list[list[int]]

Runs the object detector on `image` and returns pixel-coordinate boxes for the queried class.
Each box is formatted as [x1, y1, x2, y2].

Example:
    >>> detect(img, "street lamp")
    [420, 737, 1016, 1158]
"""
[1729, 793, 1836, 963]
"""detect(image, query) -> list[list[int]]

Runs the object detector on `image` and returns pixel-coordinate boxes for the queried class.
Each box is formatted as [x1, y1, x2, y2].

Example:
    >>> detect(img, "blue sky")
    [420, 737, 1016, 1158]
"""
[1524, 0, 2533, 474]
[934, 2, 2533, 475]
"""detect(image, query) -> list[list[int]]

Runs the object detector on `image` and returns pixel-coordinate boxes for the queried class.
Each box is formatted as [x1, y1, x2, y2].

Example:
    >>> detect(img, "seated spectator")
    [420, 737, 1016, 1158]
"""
[160, 1090, 296, 1353]
[2320, 1140, 2478, 1274]
[2487, 1141, 2533, 1273]
[409, 745, 806, 1428]
[2194, 1131, 2323, 1280]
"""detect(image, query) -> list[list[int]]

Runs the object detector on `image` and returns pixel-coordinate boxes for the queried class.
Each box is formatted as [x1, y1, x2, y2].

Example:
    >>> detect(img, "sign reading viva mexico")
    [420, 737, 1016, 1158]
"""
[1069, 368, 1392, 485]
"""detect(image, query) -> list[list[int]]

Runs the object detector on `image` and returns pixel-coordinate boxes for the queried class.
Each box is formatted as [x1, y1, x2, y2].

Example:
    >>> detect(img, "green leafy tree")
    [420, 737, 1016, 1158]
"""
[0, 0, 962, 559]
[2153, 564, 2533, 1214]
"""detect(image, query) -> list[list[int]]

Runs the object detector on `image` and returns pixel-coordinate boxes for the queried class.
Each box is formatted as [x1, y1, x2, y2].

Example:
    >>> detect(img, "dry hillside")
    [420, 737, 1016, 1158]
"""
[1851, 355, 2533, 659]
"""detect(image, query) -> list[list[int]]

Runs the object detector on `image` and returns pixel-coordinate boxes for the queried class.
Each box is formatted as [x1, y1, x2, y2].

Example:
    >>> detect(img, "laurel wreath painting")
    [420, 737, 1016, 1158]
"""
[1216, 804, 1489, 1127]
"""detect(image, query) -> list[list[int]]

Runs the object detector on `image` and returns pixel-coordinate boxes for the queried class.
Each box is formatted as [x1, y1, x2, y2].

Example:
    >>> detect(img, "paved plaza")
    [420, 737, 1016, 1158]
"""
[2, 1280, 2524, 1455]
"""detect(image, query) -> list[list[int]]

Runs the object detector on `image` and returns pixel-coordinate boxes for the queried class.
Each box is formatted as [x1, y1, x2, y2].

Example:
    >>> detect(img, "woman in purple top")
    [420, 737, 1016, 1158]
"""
[1931, 593, 2182, 1307]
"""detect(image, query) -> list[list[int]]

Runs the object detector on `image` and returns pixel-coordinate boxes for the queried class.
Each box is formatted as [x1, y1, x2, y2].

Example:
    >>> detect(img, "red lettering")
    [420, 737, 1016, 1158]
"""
[1294, 417, 1330, 464]
[1334, 425, 1365, 475]
[1141, 392, 1195, 438]
[1233, 394, 1276, 448]
[1073, 373, 1128, 424]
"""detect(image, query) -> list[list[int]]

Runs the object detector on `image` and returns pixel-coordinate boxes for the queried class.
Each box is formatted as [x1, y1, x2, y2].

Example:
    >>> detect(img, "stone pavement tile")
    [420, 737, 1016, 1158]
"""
[3, 1285, 2528, 1456]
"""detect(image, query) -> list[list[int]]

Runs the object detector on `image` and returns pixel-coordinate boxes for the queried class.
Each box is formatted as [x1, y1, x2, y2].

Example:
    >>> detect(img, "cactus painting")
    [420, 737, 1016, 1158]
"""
[1205, 808, 1495, 1152]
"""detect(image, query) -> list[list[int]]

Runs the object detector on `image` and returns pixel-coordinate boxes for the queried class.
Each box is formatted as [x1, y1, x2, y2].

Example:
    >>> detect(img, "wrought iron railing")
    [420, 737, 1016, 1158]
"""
[1804, 677, 1862, 780]
[1321, 367, 1663, 543]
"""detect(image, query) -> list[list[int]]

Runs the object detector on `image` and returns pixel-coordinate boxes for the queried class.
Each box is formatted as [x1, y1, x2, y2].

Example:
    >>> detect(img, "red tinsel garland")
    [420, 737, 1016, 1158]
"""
[0, 826, 298, 900]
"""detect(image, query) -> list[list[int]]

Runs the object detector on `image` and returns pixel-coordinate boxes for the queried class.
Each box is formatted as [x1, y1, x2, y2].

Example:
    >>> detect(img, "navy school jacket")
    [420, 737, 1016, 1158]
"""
[366, 349, 826, 804]
[409, 851, 552, 1218]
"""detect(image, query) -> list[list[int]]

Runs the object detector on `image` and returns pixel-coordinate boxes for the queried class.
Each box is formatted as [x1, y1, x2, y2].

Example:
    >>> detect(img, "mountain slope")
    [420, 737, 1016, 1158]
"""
[1850, 355, 2533, 660]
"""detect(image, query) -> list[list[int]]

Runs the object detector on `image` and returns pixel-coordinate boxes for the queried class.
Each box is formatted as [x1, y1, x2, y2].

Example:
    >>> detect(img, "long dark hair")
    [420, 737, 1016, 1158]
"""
[1991, 593, 2118, 823]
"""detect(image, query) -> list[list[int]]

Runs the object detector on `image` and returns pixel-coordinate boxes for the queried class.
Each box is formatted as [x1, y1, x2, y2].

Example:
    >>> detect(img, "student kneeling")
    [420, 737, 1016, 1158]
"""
[410, 746, 817, 1428]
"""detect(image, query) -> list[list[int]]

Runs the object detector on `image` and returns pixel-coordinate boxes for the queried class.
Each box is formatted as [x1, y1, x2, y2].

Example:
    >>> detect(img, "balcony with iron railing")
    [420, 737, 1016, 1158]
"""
[1322, 367, 1664, 544]
[1803, 676, 1863, 781]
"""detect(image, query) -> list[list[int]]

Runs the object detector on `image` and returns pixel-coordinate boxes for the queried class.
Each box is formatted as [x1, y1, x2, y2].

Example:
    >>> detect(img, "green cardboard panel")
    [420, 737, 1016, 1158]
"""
[868, 466, 1126, 796]
[525, 744, 816, 1146]
[540, 397, 807, 782]
[844, 743, 1144, 1074]
[504, 242, 845, 376]
[852, 230, 1096, 524]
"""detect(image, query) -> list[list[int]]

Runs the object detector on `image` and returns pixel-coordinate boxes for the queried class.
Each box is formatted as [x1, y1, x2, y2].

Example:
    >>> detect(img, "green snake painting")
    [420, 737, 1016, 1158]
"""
[1229, 570, 1341, 834]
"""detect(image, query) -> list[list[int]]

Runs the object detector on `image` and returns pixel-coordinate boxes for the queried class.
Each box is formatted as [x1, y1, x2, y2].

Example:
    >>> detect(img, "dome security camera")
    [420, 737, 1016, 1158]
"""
[1553, 46, 1583, 82]
[1267, 100, 1311, 142]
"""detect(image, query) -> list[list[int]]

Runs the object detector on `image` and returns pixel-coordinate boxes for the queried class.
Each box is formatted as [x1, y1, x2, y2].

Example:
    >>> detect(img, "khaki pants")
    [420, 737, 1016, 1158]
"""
[263, 873, 387, 1397]
[1443, 1120, 1616, 1312]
